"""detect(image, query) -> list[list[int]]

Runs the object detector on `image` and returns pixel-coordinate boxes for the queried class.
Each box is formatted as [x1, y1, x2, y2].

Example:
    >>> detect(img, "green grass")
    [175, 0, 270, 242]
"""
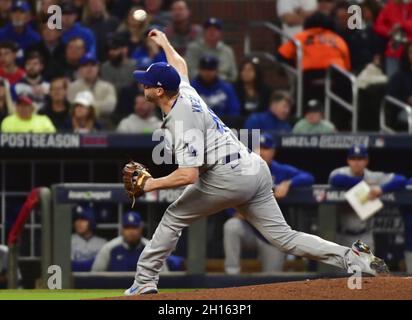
[0, 289, 190, 300]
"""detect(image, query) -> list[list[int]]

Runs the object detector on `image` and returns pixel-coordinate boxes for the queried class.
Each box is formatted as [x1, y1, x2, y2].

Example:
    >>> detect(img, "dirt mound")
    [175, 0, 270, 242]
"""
[104, 277, 412, 300]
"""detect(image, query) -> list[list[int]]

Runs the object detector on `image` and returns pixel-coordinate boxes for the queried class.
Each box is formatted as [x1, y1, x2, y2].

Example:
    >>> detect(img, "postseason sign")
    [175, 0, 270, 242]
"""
[0, 133, 80, 149]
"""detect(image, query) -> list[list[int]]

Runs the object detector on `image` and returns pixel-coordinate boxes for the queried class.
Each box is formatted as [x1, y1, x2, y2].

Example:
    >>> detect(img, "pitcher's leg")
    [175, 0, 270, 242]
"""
[257, 238, 285, 272]
[238, 194, 351, 270]
[223, 217, 244, 274]
[135, 184, 235, 287]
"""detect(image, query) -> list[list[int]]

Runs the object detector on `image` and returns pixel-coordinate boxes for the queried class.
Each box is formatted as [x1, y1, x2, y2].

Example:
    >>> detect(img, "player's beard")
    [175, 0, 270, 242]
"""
[144, 90, 156, 103]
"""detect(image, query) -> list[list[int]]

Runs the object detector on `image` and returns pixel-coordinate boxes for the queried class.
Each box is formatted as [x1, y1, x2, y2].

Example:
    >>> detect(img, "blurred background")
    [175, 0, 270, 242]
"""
[1, 0, 412, 289]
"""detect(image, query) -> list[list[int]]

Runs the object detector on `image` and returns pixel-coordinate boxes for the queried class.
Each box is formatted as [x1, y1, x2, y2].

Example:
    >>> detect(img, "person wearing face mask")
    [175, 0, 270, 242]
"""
[0, 0, 41, 61]
[101, 34, 137, 94]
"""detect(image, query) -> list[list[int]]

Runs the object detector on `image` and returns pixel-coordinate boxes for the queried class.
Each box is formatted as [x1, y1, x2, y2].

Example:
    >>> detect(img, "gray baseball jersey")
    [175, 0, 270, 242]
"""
[162, 76, 248, 170]
[131, 74, 373, 289]
[71, 234, 107, 263]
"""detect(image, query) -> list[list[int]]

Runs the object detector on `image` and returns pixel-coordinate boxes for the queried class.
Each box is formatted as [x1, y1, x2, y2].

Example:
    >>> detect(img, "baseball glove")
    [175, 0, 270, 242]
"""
[122, 161, 152, 207]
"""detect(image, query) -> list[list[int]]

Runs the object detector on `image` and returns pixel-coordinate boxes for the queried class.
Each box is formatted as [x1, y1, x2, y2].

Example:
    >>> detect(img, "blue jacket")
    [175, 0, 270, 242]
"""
[0, 23, 41, 52]
[190, 77, 240, 117]
[269, 160, 315, 187]
[329, 170, 407, 193]
[131, 46, 167, 69]
[107, 241, 183, 272]
[244, 111, 292, 133]
[62, 23, 96, 57]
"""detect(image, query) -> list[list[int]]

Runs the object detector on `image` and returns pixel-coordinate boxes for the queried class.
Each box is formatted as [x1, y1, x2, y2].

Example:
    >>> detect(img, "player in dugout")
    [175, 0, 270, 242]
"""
[71, 204, 107, 272]
[328, 144, 407, 251]
[91, 211, 183, 272]
[224, 133, 315, 274]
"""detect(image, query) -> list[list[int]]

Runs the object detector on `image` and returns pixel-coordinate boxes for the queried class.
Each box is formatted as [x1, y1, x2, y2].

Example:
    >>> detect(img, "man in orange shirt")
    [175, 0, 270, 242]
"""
[279, 12, 351, 72]
[278, 12, 351, 113]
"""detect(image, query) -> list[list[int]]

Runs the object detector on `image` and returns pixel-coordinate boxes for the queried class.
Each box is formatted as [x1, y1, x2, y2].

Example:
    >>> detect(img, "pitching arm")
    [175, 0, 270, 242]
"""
[144, 167, 199, 192]
[148, 29, 189, 78]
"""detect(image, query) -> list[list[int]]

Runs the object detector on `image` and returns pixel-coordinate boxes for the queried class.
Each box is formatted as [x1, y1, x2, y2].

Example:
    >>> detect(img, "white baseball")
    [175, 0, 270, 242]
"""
[133, 9, 147, 22]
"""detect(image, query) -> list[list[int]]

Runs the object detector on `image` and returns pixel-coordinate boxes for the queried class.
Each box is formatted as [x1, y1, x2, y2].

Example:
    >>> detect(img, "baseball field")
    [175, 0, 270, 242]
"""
[1, 277, 412, 300]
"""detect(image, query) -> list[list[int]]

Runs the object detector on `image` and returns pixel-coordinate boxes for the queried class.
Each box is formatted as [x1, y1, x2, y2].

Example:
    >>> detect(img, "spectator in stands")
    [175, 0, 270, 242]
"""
[71, 205, 107, 272]
[234, 57, 271, 116]
[114, 81, 142, 122]
[56, 37, 87, 81]
[13, 51, 50, 111]
[0, 41, 25, 85]
[329, 144, 407, 250]
[117, 6, 150, 55]
[164, 0, 202, 56]
[244, 90, 292, 133]
[107, 0, 143, 21]
[292, 99, 335, 134]
[278, 12, 351, 103]
[38, 77, 71, 131]
[0, 0, 41, 60]
[101, 34, 136, 94]
[374, 0, 412, 78]
[144, 0, 171, 29]
[131, 28, 167, 69]
[1, 95, 55, 133]
[61, 1, 97, 58]
[224, 133, 315, 274]
[117, 94, 161, 133]
[317, 0, 336, 16]
[27, 22, 65, 81]
[83, 0, 120, 61]
[186, 17, 238, 82]
[333, 1, 380, 74]
[92, 211, 183, 272]
[65, 90, 102, 133]
[0, 78, 14, 124]
[387, 42, 412, 105]
[67, 54, 117, 126]
[277, 0, 318, 40]
[0, 0, 12, 28]
[190, 55, 240, 117]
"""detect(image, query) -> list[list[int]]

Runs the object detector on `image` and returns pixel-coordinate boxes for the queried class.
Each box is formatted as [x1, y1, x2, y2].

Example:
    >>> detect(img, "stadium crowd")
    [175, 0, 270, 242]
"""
[0, 0, 411, 134]
[1, 0, 412, 284]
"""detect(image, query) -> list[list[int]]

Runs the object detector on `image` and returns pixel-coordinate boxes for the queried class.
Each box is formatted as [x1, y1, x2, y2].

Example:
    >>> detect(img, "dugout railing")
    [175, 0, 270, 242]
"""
[244, 21, 304, 117]
[380, 95, 412, 134]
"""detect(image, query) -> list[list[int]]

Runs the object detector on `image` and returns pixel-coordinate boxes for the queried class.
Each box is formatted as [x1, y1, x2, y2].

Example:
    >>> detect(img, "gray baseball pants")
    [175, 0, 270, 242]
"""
[134, 153, 351, 286]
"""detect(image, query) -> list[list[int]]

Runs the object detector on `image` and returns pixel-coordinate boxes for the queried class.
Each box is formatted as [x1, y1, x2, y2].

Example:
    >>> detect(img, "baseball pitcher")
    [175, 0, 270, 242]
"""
[123, 29, 388, 295]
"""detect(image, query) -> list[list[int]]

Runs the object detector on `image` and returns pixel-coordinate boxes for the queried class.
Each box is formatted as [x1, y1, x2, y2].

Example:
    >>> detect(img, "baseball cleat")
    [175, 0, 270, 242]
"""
[124, 281, 158, 296]
[347, 240, 389, 276]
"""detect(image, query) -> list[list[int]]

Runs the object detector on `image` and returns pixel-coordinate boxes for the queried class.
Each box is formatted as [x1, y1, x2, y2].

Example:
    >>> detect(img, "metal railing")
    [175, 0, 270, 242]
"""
[325, 64, 359, 132]
[244, 21, 304, 117]
[380, 95, 412, 134]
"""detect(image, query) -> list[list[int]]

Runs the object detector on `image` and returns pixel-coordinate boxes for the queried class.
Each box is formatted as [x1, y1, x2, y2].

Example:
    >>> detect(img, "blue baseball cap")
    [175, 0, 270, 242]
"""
[204, 17, 222, 30]
[80, 53, 98, 66]
[133, 62, 181, 91]
[72, 205, 96, 225]
[122, 211, 142, 228]
[12, 0, 30, 12]
[199, 55, 219, 70]
[260, 133, 277, 149]
[348, 144, 368, 158]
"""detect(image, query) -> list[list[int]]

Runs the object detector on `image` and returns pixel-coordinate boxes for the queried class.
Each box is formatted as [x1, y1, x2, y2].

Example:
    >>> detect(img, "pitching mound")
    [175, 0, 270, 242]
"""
[104, 277, 412, 300]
